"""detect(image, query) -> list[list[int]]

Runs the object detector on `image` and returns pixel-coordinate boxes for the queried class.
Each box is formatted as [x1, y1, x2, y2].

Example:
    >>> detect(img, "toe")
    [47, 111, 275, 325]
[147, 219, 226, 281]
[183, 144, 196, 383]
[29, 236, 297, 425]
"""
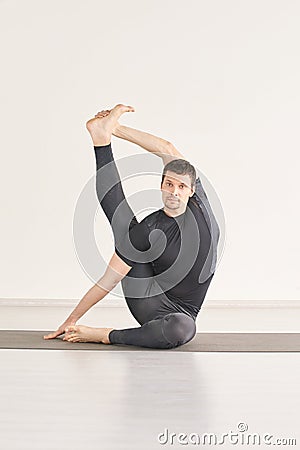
[64, 335, 77, 342]
[114, 103, 134, 112]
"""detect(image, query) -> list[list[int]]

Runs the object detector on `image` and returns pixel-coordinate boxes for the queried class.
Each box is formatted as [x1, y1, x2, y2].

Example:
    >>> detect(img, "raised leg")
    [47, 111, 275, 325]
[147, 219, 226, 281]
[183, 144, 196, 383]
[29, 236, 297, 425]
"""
[87, 105, 143, 261]
[94, 142, 138, 241]
[89, 107, 159, 305]
[86, 104, 138, 239]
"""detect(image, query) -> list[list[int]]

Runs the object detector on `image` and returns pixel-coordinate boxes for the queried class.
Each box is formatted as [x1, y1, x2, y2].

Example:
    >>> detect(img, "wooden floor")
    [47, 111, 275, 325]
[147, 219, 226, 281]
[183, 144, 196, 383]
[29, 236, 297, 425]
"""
[0, 350, 299, 449]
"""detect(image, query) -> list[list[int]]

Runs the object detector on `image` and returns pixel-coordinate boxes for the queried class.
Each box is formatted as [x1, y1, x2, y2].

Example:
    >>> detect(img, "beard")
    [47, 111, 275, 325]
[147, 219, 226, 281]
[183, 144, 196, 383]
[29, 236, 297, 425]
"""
[165, 197, 181, 210]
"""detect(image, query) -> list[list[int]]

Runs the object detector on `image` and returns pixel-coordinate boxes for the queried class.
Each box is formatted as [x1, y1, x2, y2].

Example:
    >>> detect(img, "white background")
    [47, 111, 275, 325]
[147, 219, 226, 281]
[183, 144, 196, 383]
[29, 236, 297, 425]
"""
[0, 0, 299, 302]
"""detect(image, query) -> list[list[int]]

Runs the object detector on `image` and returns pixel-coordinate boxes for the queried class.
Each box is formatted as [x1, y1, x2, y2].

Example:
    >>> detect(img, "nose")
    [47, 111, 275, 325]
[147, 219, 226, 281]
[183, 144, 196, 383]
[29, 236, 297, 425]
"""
[171, 186, 180, 196]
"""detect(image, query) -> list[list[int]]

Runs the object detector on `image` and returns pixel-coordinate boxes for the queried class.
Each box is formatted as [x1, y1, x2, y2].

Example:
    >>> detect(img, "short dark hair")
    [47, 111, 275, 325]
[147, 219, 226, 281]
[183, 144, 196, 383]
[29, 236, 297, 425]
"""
[161, 159, 196, 190]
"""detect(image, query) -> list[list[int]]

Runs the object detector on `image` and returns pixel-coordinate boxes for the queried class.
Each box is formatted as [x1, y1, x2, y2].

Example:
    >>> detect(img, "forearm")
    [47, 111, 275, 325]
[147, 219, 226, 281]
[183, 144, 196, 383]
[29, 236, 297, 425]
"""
[113, 124, 173, 158]
[67, 279, 111, 322]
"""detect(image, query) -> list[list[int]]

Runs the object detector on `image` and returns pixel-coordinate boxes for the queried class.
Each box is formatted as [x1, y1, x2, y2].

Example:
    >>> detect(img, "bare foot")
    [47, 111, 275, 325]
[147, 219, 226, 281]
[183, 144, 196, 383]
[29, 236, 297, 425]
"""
[94, 109, 121, 136]
[63, 325, 115, 344]
[86, 103, 135, 146]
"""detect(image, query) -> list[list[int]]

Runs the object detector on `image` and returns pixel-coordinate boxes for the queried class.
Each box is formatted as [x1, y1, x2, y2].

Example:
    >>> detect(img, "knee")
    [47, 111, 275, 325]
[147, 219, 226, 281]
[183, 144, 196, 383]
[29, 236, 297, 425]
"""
[162, 313, 196, 349]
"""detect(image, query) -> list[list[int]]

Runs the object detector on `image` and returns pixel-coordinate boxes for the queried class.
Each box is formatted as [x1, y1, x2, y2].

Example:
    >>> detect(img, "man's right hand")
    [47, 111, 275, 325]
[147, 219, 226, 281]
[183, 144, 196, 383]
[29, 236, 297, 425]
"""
[43, 320, 76, 340]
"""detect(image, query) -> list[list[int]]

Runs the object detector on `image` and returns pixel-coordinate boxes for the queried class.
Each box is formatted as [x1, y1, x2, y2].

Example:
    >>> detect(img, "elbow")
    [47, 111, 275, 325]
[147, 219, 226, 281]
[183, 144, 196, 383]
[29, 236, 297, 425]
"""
[163, 140, 175, 154]
[161, 141, 184, 161]
[97, 275, 119, 293]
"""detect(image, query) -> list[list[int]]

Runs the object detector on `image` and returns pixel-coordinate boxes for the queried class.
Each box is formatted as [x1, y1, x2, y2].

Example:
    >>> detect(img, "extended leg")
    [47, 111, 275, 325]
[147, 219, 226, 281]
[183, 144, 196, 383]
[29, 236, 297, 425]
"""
[87, 104, 138, 238]
[87, 105, 151, 266]
[94, 142, 138, 243]
[88, 106, 160, 298]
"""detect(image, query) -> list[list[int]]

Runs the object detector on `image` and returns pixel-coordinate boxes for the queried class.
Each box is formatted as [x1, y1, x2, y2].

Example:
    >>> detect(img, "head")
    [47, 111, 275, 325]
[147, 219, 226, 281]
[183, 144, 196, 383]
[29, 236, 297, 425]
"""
[160, 159, 196, 215]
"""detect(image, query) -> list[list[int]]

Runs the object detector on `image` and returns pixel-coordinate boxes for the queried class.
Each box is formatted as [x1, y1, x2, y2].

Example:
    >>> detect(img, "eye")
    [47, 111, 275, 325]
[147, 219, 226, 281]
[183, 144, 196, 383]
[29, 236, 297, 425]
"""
[179, 185, 184, 189]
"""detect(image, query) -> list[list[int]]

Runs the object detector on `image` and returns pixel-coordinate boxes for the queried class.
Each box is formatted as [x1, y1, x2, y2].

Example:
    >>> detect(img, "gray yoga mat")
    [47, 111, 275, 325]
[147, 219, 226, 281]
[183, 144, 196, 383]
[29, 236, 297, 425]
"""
[0, 330, 299, 351]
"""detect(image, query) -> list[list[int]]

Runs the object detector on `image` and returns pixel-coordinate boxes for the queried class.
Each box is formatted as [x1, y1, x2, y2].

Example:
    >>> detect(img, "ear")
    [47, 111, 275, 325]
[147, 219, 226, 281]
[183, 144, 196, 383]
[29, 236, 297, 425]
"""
[189, 187, 195, 197]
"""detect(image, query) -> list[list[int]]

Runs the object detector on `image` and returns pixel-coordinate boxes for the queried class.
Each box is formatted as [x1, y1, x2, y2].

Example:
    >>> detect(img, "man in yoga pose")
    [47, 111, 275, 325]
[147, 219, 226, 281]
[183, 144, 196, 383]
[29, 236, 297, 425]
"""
[44, 104, 220, 349]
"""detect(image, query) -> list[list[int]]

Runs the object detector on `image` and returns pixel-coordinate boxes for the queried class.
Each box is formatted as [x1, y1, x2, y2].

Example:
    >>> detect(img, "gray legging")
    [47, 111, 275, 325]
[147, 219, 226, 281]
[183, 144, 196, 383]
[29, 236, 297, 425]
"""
[94, 143, 212, 349]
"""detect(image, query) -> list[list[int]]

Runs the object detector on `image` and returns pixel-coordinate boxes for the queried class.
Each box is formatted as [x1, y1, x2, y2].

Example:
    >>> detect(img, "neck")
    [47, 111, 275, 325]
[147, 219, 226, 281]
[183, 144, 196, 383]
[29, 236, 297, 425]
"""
[163, 205, 186, 217]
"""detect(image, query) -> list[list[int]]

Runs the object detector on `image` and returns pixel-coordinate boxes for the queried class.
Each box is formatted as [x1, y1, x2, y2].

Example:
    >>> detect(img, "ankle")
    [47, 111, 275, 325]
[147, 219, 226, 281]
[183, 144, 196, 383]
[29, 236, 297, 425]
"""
[92, 135, 111, 146]
[86, 118, 111, 146]
[104, 328, 115, 344]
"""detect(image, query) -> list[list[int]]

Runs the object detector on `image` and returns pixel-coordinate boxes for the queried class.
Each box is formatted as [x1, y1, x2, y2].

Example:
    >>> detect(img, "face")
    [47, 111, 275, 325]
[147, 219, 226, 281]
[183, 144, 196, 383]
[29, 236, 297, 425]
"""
[160, 170, 195, 214]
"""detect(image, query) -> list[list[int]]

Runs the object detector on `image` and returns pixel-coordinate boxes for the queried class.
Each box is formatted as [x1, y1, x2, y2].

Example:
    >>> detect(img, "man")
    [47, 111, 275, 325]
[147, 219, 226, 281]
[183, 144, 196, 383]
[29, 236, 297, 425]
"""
[44, 104, 220, 348]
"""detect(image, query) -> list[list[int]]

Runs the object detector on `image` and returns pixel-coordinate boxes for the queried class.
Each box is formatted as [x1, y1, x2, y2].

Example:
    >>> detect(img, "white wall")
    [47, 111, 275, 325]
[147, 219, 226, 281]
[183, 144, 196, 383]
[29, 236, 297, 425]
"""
[0, 0, 299, 303]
